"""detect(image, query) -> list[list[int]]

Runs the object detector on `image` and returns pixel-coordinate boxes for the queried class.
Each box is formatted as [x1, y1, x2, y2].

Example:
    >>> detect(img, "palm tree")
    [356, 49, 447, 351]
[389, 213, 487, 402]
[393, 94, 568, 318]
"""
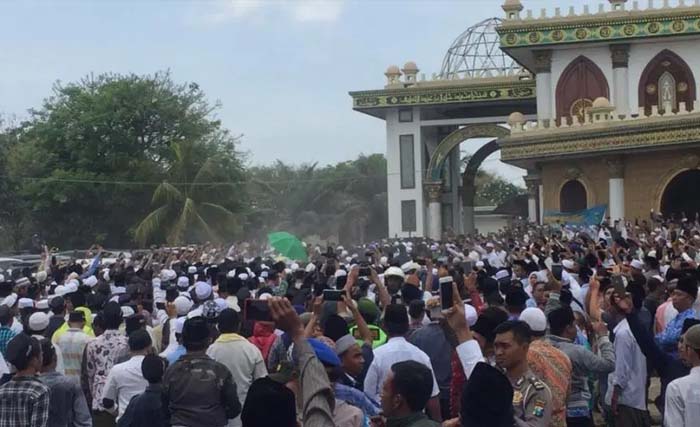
[134, 140, 240, 246]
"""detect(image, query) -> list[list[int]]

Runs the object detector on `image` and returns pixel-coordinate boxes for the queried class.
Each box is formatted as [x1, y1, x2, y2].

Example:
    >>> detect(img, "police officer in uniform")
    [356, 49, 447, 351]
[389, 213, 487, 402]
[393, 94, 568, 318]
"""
[493, 320, 553, 427]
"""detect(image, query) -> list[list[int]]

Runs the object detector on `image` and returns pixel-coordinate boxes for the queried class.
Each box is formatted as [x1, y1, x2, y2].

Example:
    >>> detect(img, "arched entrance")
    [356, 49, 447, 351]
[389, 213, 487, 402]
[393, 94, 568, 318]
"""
[560, 180, 587, 212]
[424, 124, 510, 238]
[660, 170, 700, 218]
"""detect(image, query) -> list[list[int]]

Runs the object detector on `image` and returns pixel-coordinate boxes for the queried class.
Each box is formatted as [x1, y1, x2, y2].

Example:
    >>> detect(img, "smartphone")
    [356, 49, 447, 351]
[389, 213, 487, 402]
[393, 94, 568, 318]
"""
[323, 289, 344, 301]
[551, 264, 563, 281]
[439, 276, 454, 310]
[244, 299, 273, 322]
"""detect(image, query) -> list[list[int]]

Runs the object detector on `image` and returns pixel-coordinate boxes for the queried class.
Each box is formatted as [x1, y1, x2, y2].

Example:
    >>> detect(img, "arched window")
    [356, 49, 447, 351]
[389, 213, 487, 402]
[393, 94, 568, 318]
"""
[556, 56, 610, 124]
[560, 180, 587, 213]
[638, 50, 696, 115]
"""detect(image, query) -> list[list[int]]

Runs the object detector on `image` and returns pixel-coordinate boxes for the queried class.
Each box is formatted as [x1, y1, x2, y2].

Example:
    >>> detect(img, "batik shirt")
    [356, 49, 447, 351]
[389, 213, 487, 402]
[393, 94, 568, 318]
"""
[82, 329, 129, 410]
[656, 308, 697, 359]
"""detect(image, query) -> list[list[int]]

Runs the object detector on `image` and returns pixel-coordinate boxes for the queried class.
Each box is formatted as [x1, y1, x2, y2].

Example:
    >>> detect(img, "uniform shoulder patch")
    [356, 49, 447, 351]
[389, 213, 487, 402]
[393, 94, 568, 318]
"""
[529, 377, 545, 390]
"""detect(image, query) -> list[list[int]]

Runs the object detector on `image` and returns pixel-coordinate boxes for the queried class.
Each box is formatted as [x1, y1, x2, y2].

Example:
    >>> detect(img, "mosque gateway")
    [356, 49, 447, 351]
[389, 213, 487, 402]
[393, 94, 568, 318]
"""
[351, 0, 700, 238]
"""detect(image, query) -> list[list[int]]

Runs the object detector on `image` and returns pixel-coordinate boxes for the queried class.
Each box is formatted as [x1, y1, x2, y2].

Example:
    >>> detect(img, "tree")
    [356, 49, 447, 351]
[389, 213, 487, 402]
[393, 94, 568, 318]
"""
[134, 139, 245, 246]
[246, 154, 388, 244]
[5, 71, 244, 248]
[474, 169, 524, 207]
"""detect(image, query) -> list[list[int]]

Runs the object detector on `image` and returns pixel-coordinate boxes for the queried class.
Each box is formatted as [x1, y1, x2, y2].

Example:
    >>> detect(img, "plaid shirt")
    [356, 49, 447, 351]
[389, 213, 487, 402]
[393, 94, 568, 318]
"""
[0, 327, 16, 359]
[0, 375, 50, 427]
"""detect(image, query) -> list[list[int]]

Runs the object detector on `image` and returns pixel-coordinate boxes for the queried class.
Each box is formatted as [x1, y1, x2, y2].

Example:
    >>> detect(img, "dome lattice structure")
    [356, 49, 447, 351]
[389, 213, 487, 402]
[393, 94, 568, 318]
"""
[440, 17, 522, 79]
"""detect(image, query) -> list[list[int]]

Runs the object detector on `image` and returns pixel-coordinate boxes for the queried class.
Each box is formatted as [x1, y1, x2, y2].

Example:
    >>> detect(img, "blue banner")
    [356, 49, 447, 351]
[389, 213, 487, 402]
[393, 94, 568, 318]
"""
[543, 205, 608, 227]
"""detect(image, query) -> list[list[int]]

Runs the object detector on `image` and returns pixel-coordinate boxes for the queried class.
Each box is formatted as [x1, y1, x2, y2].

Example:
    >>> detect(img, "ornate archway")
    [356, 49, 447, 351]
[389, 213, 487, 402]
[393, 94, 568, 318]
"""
[556, 56, 609, 124]
[638, 49, 696, 115]
[424, 123, 510, 238]
[653, 154, 700, 216]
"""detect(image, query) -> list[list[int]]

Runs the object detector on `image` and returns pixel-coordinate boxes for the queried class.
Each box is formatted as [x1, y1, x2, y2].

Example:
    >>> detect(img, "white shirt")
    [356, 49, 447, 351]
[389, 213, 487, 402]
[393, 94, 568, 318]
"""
[207, 334, 268, 427]
[102, 355, 148, 421]
[664, 366, 700, 427]
[363, 337, 439, 402]
[605, 319, 648, 411]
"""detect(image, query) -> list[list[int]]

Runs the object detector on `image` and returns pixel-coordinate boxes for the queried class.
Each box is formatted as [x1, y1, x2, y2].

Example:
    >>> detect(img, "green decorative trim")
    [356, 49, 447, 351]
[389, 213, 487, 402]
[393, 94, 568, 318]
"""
[500, 116, 700, 161]
[426, 124, 509, 182]
[350, 81, 535, 109]
[498, 12, 700, 48]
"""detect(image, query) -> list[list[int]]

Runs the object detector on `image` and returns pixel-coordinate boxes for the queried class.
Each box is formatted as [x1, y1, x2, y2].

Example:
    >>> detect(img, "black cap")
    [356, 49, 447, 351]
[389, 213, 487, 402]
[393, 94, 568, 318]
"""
[68, 311, 85, 322]
[49, 296, 65, 310]
[384, 303, 408, 326]
[676, 276, 698, 300]
[125, 314, 146, 336]
[5, 334, 38, 369]
[182, 316, 210, 344]
[460, 362, 514, 427]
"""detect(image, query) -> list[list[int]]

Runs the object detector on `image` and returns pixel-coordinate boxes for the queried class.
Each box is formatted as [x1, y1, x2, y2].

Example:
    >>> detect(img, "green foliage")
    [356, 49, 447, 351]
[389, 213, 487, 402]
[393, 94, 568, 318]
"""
[134, 140, 245, 246]
[2, 72, 245, 249]
[246, 154, 388, 244]
[474, 169, 524, 206]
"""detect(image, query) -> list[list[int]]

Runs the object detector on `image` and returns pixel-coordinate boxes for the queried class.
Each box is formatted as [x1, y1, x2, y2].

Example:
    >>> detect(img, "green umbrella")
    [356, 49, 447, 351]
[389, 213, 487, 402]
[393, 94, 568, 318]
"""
[267, 231, 308, 261]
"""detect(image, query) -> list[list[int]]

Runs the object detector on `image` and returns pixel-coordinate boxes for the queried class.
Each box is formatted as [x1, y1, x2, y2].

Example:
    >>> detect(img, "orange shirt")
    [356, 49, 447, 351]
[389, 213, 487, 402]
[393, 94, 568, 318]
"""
[528, 339, 572, 427]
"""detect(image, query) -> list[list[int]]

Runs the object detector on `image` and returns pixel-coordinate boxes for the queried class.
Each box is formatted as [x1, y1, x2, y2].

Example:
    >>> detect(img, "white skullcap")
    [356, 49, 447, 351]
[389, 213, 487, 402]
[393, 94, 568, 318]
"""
[464, 303, 478, 327]
[238, 273, 249, 281]
[83, 275, 98, 288]
[226, 270, 236, 278]
[111, 286, 126, 295]
[384, 266, 405, 280]
[28, 312, 50, 332]
[177, 276, 190, 289]
[401, 262, 421, 273]
[486, 242, 495, 248]
[194, 282, 212, 300]
[290, 263, 300, 272]
[495, 270, 510, 281]
[520, 307, 547, 333]
[174, 295, 194, 316]
[188, 266, 197, 274]
[562, 260, 575, 270]
[0, 294, 17, 307]
[53, 285, 67, 297]
[341, 250, 349, 258]
[214, 298, 228, 313]
[65, 280, 79, 292]
[18, 298, 34, 309]
[121, 306, 135, 318]
[647, 250, 657, 259]
[174, 316, 186, 334]
[334, 269, 347, 278]
[258, 293, 272, 301]
[475, 261, 485, 269]
[380, 256, 388, 266]
[305, 263, 316, 273]
[160, 269, 177, 282]
[630, 260, 644, 270]
[261, 271, 269, 279]
[35, 300, 49, 310]
[284, 268, 292, 275]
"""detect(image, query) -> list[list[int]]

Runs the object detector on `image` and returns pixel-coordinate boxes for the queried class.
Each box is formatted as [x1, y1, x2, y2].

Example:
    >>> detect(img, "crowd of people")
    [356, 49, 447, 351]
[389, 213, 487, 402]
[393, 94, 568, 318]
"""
[0, 216, 699, 427]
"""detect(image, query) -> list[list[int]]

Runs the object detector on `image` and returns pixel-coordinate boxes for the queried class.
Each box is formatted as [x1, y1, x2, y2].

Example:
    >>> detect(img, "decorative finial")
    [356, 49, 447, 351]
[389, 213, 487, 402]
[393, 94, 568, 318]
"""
[402, 62, 419, 85]
[609, 0, 628, 11]
[502, 0, 524, 20]
[384, 65, 401, 86]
